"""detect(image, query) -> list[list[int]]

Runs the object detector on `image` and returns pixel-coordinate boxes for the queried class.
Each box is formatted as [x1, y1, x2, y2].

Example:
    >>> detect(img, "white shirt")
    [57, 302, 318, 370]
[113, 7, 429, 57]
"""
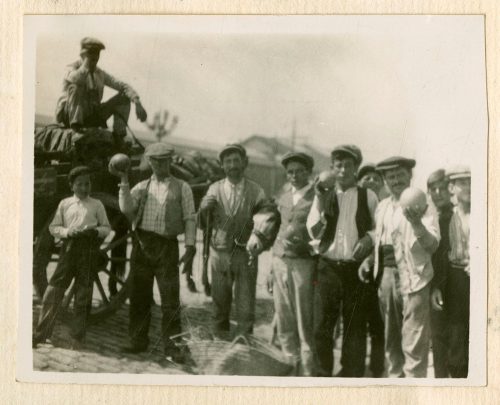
[291, 183, 311, 206]
[307, 186, 378, 260]
[49, 195, 111, 239]
[372, 195, 440, 293]
[223, 178, 266, 213]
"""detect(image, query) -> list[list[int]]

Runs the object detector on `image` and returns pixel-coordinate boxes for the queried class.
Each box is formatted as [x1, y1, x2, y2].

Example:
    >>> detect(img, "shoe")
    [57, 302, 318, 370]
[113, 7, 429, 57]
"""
[163, 346, 189, 365]
[121, 344, 148, 354]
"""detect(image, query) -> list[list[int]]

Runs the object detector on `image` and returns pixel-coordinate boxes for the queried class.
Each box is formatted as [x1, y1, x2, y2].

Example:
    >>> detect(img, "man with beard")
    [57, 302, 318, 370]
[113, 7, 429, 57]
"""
[359, 157, 440, 377]
[307, 144, 378, 377]
[199, 144, 278, 339]
[426, 169, 454, 377]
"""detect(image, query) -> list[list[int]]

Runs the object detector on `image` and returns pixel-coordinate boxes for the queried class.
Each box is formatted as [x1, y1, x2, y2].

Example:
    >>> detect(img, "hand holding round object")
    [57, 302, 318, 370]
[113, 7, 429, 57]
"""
[108, 153, 131, 175]
[400, 187, 427, 214]
[317, 170, 336, 190]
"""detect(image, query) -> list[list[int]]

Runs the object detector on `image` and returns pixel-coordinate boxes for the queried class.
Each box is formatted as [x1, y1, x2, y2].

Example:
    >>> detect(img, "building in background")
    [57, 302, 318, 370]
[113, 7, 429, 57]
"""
[35, 115, 332, 196]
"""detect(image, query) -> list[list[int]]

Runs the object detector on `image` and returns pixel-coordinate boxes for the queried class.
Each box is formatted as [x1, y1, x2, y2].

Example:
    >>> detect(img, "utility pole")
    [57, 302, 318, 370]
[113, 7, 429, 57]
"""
[291, 117, 297, 152]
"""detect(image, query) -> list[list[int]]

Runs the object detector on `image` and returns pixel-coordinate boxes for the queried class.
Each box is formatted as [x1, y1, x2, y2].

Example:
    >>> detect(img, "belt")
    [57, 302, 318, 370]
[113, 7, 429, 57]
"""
[319, 257, 359, 268]
[136, 228, 178, 241]
[450, 262, 468, 271]
[380, 244, 396, 267]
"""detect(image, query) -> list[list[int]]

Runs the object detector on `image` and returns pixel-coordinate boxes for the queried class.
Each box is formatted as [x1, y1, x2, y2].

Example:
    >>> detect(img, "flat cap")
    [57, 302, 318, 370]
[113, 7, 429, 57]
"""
[80, 37, 105, 53]
[427, 169, 447, 187]
[281, 152, 314, 171]
[218, 144, 247, 161]
[376, 156, 416, 172]
[331, 144, 363, 166]
[144, 142, 175, 159]
[357, 163, 381, 181]
[446, 165, 471, 180]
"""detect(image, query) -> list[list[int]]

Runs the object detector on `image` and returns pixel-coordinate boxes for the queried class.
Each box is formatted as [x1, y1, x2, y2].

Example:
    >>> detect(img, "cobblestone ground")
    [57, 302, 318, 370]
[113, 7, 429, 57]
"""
[32, 245, 277, 375]
[32, 245, 434, 376]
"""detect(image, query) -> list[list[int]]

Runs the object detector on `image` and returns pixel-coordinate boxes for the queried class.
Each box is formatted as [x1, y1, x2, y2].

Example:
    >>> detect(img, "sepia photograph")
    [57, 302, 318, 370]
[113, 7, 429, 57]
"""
[18, 15, 487, 386]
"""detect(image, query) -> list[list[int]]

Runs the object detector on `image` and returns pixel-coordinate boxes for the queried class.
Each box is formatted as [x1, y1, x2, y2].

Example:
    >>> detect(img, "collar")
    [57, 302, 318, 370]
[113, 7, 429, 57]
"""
[336, 184, 357, 194]
[291, 182, 311, 194]
[151, 174, 171, 183]
[224, 177, 245, 188]
[72, 194, 90, 202]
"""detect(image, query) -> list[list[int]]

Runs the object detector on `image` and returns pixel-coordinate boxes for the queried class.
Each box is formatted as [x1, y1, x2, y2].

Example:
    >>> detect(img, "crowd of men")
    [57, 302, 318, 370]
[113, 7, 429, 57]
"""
[32, 37, 471, 379]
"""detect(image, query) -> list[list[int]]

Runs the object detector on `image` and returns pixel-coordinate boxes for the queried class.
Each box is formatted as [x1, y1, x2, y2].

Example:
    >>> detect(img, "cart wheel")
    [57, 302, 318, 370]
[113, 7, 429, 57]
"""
[58, 222, 132, 324]
[34, 194, 133, 324]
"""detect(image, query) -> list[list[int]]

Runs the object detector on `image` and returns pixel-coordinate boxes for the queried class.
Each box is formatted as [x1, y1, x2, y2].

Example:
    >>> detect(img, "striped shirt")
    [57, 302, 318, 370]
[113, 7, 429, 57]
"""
[119, 175, 197, 246]
[49, 195, 111, 239]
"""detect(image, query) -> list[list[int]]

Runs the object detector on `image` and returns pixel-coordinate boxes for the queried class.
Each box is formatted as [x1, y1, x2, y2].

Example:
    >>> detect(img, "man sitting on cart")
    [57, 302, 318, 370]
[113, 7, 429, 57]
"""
[55, 37, 148, 145]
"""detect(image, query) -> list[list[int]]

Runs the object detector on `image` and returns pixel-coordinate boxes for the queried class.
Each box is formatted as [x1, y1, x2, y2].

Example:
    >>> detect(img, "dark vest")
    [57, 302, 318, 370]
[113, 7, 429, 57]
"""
[318, 186, 372, 254]
[210, 179, 263, 252]
[136, 176, 185, 236]
[273, 183, 315, 258]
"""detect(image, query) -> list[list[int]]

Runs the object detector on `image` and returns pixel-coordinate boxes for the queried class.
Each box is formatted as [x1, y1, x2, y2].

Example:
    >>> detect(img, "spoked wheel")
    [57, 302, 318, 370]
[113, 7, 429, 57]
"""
[59, 228, 133, 324]
[33, 193, 133, 324]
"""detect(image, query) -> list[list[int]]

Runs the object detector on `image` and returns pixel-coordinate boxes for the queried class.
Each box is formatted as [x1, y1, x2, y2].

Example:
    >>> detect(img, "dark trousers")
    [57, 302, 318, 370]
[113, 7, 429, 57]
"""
[34, 237, 99, 342]
[446, 268, 470, 378]
[58, 85, 131, 138]
[128, 231, 181, 352]
[363, 283, 385, 377]
[431, 267, 470, 378]
[314, 258, 367, 377]
[431, 299, 449, 377]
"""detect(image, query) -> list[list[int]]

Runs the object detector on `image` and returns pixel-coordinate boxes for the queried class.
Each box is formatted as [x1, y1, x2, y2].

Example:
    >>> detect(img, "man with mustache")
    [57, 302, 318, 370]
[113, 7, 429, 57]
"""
[199, 144, 278, 339]
[307, 144, 378, 377]
[359, 157, 440, 377]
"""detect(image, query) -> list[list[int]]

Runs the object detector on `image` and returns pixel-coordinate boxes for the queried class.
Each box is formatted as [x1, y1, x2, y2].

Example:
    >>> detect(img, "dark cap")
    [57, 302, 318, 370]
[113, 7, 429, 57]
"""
[144, 142, 175, 159]
[357, 163, 381, 181]
[68, 165, 92, 184]
[376, 156, 416, 172]
[331, 144, 363, 166]
[427, 169, 447, 187]
[80, 37, 105, 53]
[446, 165, 471, 181]
[218, 144, 247, 161]
[281, 152, 314, 171]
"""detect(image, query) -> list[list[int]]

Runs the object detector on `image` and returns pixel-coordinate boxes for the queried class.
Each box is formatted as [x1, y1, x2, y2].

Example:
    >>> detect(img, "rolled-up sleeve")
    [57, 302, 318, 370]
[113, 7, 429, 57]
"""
[181, 182, 197, 246]
[409, 201, 441, 254]
[119, 182, 141, 223]
[49, 201, 69, 239]
[103, 70, 139, 101]
[95, 201, 112, 239]
[66, 64, 88, 86]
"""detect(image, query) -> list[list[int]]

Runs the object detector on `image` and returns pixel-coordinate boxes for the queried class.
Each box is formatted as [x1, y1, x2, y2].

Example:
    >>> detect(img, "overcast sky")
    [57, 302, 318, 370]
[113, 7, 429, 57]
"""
[30, 15, 487, 188]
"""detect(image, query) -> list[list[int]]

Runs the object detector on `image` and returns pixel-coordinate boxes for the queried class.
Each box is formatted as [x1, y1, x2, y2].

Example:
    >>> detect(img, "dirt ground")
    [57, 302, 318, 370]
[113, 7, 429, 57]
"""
[32, 237, 435, 376]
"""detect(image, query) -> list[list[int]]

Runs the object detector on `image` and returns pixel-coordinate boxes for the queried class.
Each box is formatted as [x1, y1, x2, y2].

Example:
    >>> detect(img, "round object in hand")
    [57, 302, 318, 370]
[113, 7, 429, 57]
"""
[318, 170, 336, 189]
[400, 187, 426, 214]
[109, 153, 131, 173]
